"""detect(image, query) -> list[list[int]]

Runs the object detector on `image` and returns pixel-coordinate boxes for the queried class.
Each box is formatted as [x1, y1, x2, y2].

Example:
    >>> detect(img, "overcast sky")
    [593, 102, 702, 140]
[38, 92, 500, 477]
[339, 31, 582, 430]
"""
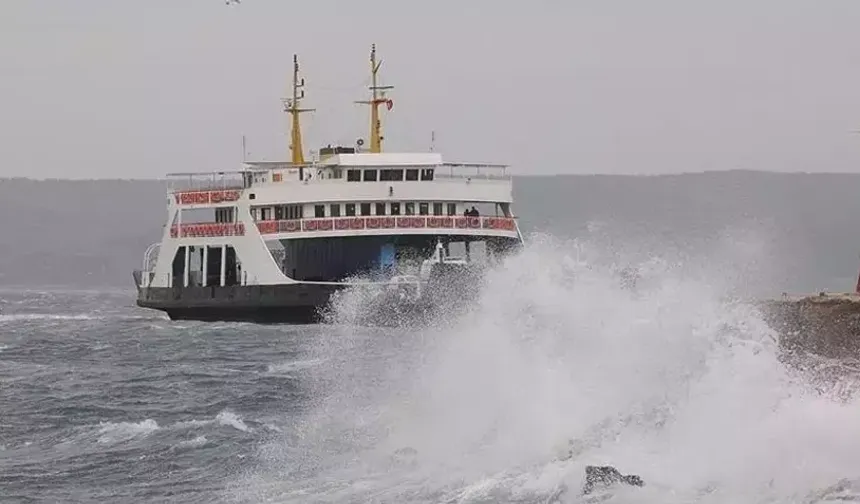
[3, 0, 860, 179]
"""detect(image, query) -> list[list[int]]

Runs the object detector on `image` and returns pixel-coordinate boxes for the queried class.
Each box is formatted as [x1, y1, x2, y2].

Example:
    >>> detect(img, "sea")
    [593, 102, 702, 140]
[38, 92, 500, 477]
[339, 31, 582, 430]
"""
[3, 233, 860, 503]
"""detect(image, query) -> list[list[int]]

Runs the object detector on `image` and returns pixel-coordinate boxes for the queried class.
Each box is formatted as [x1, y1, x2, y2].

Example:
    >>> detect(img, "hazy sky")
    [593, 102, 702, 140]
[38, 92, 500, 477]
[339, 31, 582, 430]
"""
[3, 0, 860, 179]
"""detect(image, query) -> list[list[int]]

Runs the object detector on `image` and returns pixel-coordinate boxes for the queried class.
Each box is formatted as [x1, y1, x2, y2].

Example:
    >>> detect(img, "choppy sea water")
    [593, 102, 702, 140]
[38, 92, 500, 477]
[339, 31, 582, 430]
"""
[3, 236, 860, 503]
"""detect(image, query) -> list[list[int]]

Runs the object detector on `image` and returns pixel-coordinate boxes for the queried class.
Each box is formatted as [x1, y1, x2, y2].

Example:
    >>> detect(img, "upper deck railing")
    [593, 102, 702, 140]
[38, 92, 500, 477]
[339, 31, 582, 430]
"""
[434, 163, 509, 180]
[167, 171, 246, 193]
[166, 161, 511, 196]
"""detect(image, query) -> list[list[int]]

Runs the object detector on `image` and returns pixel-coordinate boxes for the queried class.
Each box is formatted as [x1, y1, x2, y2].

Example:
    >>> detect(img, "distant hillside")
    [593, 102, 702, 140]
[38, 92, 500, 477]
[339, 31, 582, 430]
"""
[515, 171, 860, 294]
[0, 178, 167, 288]
[1, 172, 858, 294]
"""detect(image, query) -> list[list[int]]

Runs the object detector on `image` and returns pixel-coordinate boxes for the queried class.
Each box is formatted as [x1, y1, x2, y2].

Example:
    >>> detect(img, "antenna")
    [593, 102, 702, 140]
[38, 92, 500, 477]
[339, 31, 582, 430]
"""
[241, 135, 247, 162]
[283, 54, 315, 165]
[354, 44, 394, 153]
[430, 130, 436, 152]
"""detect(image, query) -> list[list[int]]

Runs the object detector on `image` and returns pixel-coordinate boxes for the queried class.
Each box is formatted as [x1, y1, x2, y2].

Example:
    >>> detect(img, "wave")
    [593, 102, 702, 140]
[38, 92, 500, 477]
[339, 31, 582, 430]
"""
[228, 231, 860, 503]
[79, 410, 254, 449]
[0, 313, 100, 322]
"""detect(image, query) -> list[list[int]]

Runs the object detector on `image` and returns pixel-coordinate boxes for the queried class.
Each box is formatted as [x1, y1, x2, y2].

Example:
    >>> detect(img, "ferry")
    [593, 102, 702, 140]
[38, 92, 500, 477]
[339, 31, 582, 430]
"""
[133, 45, 525, 323]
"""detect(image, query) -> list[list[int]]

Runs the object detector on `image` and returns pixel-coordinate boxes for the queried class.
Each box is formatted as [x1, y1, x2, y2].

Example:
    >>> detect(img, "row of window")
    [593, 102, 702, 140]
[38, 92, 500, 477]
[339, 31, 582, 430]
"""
[346, 168, 435, 182]
[251, 202, 461, 221]
[315, 201, 457, 218]
[251, 201, 469, 222]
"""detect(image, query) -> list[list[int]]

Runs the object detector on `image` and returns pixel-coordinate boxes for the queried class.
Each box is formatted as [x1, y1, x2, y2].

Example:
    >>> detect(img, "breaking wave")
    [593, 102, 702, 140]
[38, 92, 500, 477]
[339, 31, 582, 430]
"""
[85, 410, 253, 447]
[231, 232, 860, 503]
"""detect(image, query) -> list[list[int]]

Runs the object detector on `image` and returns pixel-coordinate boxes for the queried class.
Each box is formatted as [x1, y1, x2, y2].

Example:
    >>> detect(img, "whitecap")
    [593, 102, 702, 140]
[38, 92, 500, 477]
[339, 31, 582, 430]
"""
[96, 419, 159, 444]
[217, 410, 251, 433]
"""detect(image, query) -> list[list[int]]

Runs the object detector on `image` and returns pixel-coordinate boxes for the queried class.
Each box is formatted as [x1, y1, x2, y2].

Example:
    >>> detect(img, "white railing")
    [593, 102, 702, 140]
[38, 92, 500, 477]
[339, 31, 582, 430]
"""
[138, 243, 161, 288]
[142, 243, 160, 273]
[438, 163, 510, 180]
[166, 171, 247, 193]
[166, 162, 510, 193]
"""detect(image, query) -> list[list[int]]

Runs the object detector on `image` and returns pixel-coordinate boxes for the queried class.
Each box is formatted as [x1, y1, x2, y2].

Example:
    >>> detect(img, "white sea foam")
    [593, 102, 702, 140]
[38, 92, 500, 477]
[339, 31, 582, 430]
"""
[96, 419, 160, 444]
[231, 232, 860, 503]
[217, 410, 251, 433]
[0, 313, 99, 322]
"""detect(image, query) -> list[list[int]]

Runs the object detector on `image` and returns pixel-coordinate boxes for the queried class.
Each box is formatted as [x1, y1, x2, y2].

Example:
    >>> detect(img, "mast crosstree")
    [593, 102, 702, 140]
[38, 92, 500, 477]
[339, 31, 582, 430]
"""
[354, 44, 394, 153]
[284, 54, 314, 164]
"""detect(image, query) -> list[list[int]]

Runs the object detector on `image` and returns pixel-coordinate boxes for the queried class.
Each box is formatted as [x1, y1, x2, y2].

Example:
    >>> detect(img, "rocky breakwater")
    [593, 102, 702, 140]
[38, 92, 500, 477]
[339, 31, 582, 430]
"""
[758, 292, 860, 359]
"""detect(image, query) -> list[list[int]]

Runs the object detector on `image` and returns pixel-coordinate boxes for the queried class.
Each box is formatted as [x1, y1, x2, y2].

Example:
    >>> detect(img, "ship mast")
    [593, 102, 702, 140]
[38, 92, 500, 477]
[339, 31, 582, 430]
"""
[355, 44, 394, 153]
[284, 54, 314, 165]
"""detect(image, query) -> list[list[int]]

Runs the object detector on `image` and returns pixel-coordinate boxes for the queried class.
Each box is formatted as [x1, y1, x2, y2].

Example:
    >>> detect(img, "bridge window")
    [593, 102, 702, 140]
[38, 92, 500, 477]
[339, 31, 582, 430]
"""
[447, 203, 457, 215]
[363, 169, 378, 182]
[216, 207, 235, 223]
[260, 207, 271, 221]
[274, 206, 283, 220]
[375, 202, 386, 215]
[345, 203, 356, 216]
[347, 170, 361, 182]
[405, 202, 415, 215]
[390, 202, 401, 215]
[380, 169, 403, 181]
[433, 203, 443, 216]
[419, 202, 429, 215]
[420, 168, 435, 181]
[281, 204, 302, 220]
[360, 203, 371, 216]
[405, 169, 418, 181]
[314, 205, 325, 218]
[330, 204, 341, 217]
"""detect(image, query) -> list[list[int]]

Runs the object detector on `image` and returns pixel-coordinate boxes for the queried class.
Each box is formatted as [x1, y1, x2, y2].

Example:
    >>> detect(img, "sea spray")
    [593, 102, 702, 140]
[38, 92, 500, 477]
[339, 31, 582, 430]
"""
[231, 232, 860, 504]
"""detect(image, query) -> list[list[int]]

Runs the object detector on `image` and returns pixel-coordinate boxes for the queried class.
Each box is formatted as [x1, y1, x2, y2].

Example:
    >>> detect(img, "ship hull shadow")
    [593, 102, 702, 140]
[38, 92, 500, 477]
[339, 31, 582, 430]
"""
[136, 283, 340, 324]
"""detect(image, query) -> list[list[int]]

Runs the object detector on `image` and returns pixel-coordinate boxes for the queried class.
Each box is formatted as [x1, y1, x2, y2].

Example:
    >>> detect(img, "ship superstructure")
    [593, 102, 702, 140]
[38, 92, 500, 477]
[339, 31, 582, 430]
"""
[133, 45, 524, 323]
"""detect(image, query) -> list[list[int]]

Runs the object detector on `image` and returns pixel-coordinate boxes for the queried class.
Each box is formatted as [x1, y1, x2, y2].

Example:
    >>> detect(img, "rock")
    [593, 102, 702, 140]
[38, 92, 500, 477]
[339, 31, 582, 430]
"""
[757, 293, 860, 359]
[582, 465, 644, 495]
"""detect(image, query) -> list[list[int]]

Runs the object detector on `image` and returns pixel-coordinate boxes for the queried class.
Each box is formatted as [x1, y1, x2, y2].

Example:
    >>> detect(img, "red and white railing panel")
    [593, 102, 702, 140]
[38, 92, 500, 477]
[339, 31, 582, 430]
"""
[482, 217, 517, 231]
[256, 216, 516, 234]
[170, 222, 245, 238]
[173, 189, 242, 205]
